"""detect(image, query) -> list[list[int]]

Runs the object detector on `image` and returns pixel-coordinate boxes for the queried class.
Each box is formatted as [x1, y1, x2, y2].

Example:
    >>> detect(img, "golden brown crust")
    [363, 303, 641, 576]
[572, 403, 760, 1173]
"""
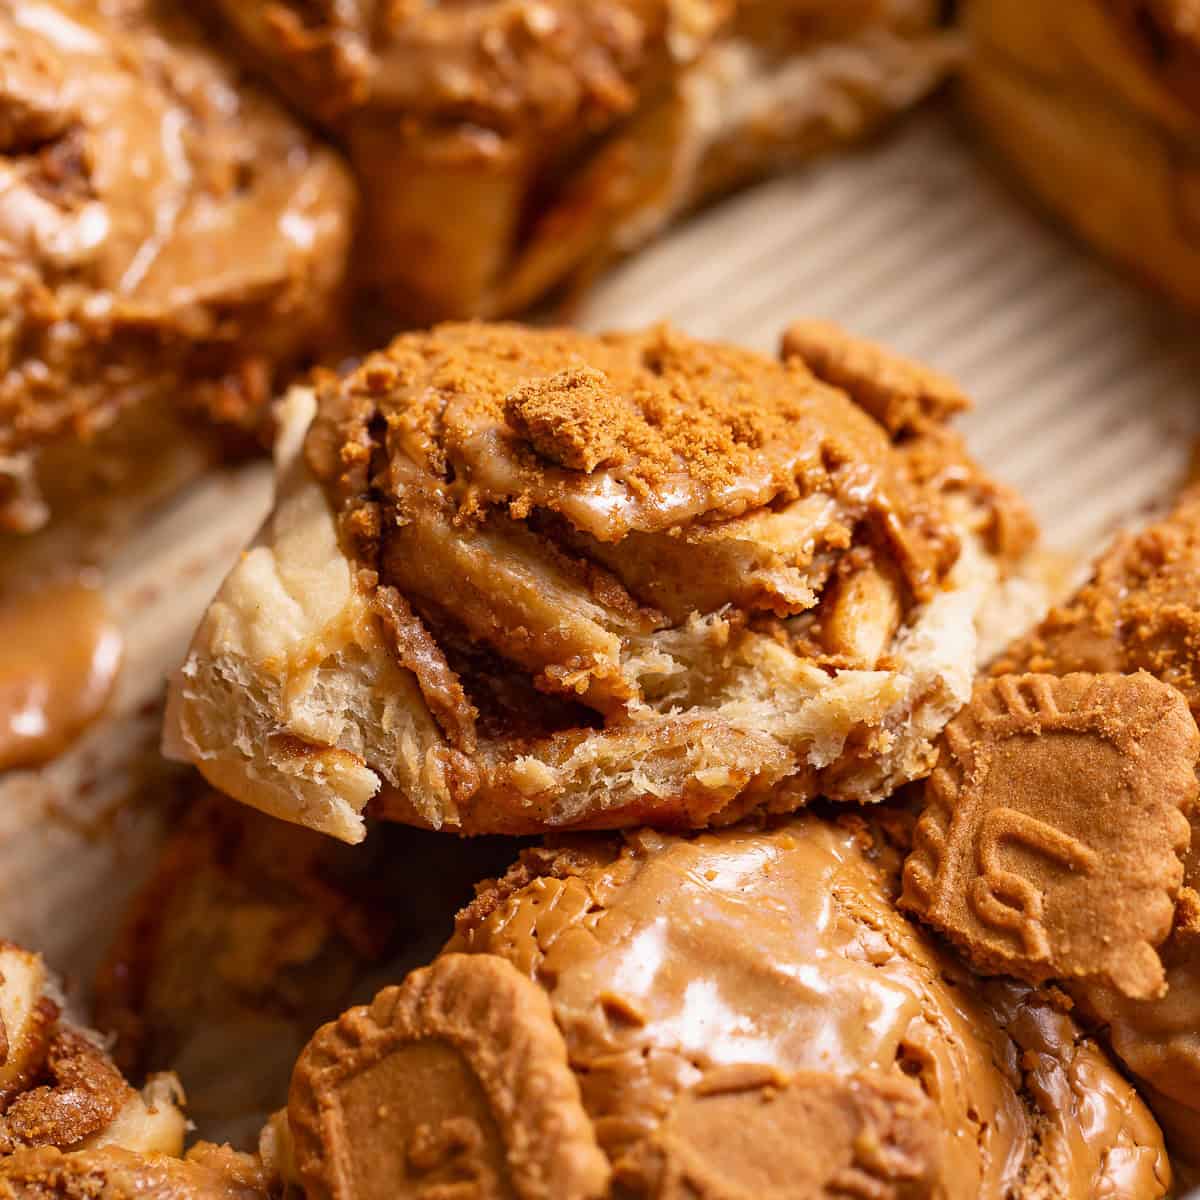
[0, 1029, 132, 1155]
[0, 944, 234, 1191]
[0, 0, 353, 511]
[288, 954, 610, 1200]
[902, 672, 1198, 999]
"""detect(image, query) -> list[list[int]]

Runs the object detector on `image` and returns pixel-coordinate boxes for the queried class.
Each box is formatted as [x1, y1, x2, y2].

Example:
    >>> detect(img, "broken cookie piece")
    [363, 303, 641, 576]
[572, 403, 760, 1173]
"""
[281, 815, 1171, 1199]
[199, 1, 955, 323]
[0, 941, 269, 1197]
[901, 671, 1198, 1000]
[989, 486, 1200, 1163]
[166, 321, 1037, 840]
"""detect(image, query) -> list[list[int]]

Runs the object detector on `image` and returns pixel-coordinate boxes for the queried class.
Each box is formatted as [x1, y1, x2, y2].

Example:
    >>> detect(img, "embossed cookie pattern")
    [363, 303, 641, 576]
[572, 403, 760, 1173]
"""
[901, 673, 1198, 999]
[288, 954, 609, 1200]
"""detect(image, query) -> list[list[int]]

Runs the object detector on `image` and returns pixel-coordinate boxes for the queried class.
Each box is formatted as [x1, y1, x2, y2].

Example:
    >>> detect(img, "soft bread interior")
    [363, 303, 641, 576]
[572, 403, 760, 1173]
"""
[165, 390, 444, 844]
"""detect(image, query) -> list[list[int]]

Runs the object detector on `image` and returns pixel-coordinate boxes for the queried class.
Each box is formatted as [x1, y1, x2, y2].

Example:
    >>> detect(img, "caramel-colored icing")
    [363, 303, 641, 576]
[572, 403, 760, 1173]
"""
[449, 816, 1171, 1198]
[0, 0, 353, 462]
[0, 579, 121, 771]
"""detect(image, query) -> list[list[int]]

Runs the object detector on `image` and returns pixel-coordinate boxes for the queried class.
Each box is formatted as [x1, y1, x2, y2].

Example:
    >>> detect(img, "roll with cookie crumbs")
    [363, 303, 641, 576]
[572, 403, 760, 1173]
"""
[279, 814, 1172, 1199]
[165, 321, 1038, 839]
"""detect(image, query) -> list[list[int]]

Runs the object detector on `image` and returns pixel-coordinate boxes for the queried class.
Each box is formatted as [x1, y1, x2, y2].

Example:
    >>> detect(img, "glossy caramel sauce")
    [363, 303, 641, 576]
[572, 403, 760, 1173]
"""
[0, 579, 122, 771]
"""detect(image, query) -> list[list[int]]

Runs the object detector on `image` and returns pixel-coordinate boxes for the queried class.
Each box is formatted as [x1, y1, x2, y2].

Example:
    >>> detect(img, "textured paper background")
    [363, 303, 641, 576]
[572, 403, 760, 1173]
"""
[2, 104, 1198, 1182]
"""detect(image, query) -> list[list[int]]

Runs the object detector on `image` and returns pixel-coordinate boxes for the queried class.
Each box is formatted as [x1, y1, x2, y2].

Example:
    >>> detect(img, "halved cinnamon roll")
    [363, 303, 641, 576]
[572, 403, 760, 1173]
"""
[166, 320, 1037, 840]
[198, 0, 956, 323]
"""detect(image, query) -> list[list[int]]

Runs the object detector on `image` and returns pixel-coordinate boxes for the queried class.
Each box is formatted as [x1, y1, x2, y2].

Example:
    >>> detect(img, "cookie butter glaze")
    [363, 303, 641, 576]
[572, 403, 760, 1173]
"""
[448, 816, 1171, 1198]
[0, 0, 353, 466]
[0, 578, 121, 771]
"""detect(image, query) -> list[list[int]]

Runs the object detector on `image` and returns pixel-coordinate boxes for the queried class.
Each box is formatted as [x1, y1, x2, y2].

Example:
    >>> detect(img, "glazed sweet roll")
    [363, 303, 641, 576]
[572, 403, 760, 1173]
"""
[278, 815, 1172, 1199]
[0, 0, 353, 533]
[198, 0, 955, 322]
[166, 321, 1037, 838]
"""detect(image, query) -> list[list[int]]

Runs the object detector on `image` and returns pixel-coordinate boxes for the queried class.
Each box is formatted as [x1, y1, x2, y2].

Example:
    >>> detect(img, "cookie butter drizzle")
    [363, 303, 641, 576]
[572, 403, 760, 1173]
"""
[434, 816, 1169, 1197]
[0, 579, 122, 772]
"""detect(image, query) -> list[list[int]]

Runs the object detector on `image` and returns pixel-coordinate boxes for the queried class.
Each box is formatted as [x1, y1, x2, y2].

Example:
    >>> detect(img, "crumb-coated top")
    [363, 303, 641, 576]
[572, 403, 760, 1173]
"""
[307, 321, 956, 592]
[995, 486, 1200, 712]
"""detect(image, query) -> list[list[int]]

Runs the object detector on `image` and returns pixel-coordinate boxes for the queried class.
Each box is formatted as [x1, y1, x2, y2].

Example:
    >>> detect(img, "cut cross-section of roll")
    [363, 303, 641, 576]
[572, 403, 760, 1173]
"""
[165, 321, 1039, 840]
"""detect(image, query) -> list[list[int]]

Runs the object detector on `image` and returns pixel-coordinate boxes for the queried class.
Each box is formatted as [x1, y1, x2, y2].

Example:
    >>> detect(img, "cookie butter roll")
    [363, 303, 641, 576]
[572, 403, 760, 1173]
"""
[0, 0, 354, 533]
[959, 485, 1200, 1164]
[198, 0, 955, 323]
[165, 321, 1037, 839]
[962, 0, 1200, 310]
[0, 942, 270, 1198]
[275, 814, 1171, 1199]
